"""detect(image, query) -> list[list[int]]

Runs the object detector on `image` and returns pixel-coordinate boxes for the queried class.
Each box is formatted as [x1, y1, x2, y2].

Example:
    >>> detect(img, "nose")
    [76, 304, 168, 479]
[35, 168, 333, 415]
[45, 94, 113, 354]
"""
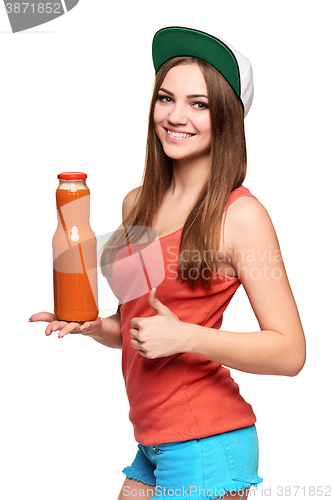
[168, 101, 188, 125]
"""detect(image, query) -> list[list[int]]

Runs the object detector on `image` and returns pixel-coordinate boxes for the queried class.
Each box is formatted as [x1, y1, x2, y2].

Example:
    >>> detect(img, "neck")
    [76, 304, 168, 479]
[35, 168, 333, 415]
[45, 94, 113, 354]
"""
[169, 154, 211, 198]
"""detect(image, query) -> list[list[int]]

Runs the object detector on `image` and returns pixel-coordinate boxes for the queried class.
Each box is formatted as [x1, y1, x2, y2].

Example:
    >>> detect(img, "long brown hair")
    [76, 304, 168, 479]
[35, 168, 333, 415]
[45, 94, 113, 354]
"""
[100, 56, 247, 291]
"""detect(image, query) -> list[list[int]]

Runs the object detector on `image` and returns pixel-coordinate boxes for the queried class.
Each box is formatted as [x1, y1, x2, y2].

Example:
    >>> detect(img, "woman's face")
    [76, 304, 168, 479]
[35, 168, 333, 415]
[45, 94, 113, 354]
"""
[153, 63, 212, 163]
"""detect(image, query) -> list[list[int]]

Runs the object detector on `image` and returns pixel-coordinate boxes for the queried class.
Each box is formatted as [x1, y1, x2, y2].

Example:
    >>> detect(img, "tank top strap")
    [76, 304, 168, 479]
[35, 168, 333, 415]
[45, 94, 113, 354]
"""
[227, 185, 257, 208]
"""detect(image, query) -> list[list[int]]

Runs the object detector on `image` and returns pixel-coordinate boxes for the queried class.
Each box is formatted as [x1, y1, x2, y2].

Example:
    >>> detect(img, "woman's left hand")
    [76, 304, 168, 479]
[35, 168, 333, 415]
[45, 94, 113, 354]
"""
[129, 288, 189, 359]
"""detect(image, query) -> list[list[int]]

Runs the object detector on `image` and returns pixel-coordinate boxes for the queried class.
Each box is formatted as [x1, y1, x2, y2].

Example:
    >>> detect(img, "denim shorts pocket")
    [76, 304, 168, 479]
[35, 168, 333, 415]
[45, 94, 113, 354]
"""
[220, 425, 261, 484]
[157, 438, 198, 452]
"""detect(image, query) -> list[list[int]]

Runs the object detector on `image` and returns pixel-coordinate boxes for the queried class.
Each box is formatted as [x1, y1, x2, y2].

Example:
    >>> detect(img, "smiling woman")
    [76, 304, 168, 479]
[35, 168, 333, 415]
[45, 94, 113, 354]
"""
[30, 26, 306, 500]
[105, 27, 303, 500]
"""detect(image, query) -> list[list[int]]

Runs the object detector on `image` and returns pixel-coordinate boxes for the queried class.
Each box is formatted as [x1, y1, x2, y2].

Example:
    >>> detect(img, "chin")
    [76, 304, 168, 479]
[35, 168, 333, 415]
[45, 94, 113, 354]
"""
[165, 147, 211, 163]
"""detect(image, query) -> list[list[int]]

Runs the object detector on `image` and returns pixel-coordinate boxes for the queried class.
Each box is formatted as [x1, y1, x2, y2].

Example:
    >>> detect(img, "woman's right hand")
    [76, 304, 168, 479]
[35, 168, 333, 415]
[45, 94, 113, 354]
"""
[28, 312, 103, 339]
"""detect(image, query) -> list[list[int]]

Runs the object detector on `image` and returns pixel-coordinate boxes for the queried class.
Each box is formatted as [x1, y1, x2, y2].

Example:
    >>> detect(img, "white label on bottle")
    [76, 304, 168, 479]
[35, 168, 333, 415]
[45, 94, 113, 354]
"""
[70, 226, 80, 242]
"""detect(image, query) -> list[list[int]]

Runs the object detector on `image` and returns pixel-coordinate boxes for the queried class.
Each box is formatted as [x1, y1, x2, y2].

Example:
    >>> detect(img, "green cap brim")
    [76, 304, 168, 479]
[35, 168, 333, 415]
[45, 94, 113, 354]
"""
[152, 27, 240, 97]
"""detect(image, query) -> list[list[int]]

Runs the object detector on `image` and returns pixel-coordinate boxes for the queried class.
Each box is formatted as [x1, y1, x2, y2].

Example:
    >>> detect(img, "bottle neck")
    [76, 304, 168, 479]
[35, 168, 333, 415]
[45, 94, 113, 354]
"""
[57, 178, 88, 189]
[56, 180, 90, 224]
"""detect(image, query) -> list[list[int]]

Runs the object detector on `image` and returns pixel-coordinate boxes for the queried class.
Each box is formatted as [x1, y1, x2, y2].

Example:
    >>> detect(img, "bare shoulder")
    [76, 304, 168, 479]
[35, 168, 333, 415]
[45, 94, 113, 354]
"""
[228, 195, 270, 225]
[122, 186, 141, 220]
[224, 195, 279, 251]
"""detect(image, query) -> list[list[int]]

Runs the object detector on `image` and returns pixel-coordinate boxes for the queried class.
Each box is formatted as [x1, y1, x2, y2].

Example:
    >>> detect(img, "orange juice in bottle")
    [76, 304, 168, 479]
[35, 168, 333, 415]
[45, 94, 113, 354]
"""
[52, 172, 99, 322]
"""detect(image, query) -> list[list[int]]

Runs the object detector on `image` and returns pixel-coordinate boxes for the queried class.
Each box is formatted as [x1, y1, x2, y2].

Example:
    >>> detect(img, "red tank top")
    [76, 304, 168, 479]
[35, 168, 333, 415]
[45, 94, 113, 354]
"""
[108, 186, 257, 446]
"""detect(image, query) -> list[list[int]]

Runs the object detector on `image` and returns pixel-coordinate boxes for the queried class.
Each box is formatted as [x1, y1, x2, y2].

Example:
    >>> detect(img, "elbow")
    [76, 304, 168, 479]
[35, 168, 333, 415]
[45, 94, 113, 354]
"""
[285, 358, 305, 377]
[284, 345, 306, 377]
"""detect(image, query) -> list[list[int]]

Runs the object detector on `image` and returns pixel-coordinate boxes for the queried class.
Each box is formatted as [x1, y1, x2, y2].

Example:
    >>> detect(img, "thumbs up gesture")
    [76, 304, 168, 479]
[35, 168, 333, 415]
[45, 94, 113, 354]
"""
[129, 288, 190, 359]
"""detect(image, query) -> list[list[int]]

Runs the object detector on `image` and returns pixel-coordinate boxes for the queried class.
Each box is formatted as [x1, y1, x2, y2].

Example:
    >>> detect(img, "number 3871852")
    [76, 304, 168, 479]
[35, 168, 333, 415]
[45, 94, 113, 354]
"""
[5, 3, 61, 14]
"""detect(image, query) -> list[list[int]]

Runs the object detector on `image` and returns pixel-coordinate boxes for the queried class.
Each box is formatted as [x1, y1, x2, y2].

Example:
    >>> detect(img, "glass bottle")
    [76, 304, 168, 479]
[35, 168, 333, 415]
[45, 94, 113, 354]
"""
[52, 172, 99, 322]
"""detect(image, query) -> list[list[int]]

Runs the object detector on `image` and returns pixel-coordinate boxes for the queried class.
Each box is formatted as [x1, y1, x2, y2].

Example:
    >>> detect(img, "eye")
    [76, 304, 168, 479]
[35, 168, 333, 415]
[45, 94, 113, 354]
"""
[193, 102, 209, 110]
[157, 94, 173, 104]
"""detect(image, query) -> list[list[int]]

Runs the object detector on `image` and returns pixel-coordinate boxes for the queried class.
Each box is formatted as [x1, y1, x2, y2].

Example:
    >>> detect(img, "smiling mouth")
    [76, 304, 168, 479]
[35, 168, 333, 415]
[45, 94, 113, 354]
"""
[166, 129, 194, 139]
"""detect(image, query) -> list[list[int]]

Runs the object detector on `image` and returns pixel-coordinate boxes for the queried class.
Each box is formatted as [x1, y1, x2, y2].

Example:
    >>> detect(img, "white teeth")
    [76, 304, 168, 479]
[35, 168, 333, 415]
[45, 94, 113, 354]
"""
[167, 130, 193, 138]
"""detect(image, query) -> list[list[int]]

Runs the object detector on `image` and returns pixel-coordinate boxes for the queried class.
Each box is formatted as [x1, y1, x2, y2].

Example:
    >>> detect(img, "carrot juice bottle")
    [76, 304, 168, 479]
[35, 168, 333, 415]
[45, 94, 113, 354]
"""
[52, 172, 99, 322]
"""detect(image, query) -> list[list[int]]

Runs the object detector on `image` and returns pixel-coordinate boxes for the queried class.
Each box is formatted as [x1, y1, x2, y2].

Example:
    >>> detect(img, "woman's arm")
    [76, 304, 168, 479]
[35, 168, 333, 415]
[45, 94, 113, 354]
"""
[185, 196, 306, 375]
[185, 321, 304, 377]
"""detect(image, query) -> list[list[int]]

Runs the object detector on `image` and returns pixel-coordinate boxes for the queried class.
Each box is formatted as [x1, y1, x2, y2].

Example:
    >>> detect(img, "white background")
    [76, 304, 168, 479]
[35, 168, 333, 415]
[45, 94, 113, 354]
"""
[0, 1, 332, 499]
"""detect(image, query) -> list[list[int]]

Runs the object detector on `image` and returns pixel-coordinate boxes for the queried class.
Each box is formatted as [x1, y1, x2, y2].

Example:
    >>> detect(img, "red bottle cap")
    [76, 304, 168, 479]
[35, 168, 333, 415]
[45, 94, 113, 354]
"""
[58, 172, 88, 180]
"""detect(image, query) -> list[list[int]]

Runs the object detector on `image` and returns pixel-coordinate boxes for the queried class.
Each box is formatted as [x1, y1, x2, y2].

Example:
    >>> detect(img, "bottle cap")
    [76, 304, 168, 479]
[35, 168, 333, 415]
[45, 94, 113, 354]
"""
[58, 172, 87, 180]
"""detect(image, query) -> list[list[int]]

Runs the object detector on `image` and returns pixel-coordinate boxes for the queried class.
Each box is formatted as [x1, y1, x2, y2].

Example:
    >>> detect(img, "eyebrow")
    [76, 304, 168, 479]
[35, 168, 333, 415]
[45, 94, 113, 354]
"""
[159, 88, 208, 99]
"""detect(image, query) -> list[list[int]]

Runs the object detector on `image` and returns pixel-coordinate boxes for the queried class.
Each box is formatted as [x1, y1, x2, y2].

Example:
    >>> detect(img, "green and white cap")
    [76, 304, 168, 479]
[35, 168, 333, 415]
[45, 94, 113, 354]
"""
[152, 26, 254, 117]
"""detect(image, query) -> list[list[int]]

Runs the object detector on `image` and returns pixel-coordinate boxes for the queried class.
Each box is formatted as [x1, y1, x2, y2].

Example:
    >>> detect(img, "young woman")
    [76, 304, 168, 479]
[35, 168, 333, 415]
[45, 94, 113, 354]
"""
[30, 27, 306, 500]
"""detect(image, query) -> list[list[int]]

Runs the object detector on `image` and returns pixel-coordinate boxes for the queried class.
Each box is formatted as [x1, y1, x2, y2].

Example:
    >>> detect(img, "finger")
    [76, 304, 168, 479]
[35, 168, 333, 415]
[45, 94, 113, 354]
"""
[80, 322, 92, 333]
[129, 328, 139, 340]
[29, 312, 56, 323]
[45, 320, 69, 336]
[148, 288, 175, 317]
[130, 337, 143, 350]
[130, 317, 140, 329]
[58, 322, 82, 338]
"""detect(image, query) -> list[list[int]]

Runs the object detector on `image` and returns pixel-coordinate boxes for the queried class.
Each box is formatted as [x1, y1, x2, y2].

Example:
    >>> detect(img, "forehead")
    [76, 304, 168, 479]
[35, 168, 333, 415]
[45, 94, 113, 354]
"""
[160, 63, 207, 94]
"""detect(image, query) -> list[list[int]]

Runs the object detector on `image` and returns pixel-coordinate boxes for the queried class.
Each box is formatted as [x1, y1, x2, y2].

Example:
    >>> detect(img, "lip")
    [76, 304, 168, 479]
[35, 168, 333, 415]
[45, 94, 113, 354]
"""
[164, 127, 195, 141]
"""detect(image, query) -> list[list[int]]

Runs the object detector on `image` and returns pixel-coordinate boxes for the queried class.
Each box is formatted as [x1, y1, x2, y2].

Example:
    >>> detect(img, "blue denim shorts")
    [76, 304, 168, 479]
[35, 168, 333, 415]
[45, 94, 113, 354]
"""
[122, 425, 263, 499]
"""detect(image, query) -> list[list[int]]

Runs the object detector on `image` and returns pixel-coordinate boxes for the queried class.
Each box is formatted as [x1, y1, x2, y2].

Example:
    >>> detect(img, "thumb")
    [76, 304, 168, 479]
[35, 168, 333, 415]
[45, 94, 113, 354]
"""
[148, 288, 169, 315]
